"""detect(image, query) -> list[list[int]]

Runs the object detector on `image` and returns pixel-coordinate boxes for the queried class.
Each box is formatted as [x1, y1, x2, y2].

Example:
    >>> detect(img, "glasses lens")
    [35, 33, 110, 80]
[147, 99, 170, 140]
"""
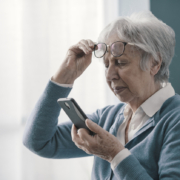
[111, 42, 124, 57]
[94, 43, 106, 58]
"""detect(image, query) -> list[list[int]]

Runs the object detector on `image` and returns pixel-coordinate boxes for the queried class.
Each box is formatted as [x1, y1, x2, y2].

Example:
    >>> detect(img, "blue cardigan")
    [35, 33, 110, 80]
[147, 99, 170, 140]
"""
[23, 81, 180, 180]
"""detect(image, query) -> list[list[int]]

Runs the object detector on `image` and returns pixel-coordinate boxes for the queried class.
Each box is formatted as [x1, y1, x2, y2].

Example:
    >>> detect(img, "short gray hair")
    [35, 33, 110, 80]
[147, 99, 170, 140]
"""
[98, 11, 175, 83]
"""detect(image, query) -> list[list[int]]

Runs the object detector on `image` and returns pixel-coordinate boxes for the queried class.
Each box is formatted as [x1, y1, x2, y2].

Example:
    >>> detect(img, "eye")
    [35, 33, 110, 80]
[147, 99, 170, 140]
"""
[116, 59, 127, 66]
[104, 64, 109, 68]
[103, 61, 109, 68]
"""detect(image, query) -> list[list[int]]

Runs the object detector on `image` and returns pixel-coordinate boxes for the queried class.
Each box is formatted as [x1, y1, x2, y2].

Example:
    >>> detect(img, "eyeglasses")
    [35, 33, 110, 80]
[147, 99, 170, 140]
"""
[94, 41, 134, 58]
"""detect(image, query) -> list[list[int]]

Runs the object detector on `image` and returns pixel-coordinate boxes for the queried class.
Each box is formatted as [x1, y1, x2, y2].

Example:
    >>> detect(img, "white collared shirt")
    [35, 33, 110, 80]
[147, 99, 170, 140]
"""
[50, 79, 175, 170]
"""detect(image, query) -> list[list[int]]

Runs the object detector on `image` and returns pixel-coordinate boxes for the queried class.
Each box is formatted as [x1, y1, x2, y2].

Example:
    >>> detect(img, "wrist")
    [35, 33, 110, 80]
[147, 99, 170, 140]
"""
[52, 66, 76, 84]
[109, 147, 125, 163]
[110, 148, 131, 170]
[52, 74, 75, 84]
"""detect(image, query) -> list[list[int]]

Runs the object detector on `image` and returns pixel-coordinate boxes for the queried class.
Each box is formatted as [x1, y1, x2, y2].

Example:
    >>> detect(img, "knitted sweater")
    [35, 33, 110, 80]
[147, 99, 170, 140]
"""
[23, 81, 180, 180]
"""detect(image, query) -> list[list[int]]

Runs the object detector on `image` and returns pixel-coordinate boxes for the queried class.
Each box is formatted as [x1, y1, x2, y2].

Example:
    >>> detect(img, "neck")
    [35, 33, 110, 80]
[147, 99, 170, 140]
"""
[128, 82, 162, 113]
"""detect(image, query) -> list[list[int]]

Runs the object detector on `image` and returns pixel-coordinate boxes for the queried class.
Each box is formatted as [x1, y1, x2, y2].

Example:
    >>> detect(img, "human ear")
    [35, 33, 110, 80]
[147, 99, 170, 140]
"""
[150, 57, 162, 76]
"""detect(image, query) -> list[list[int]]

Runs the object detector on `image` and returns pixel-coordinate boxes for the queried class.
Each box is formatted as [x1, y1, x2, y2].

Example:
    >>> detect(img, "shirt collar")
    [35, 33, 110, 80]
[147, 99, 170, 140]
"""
[123, 83, 175, 118]
[123, 104, 132, 118]
[141, 83, 175, 117]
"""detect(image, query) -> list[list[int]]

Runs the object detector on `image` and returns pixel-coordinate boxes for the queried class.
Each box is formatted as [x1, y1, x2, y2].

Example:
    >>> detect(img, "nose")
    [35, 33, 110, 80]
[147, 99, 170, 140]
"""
[106, 45, 110, 53]
[105, 63, 119, 82]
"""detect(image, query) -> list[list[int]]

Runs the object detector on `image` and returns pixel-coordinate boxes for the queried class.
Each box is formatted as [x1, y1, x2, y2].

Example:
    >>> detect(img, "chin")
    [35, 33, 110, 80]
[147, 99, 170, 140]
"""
[116, 94, 132, 103]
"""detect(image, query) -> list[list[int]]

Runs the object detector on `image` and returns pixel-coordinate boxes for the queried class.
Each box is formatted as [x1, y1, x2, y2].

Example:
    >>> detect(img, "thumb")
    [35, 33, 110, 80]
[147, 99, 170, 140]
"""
[85, 119, 104, 136]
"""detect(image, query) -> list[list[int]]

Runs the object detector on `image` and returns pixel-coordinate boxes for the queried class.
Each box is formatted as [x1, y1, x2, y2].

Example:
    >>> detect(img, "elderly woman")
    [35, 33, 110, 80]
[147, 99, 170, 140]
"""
[23, 11, 180, 180]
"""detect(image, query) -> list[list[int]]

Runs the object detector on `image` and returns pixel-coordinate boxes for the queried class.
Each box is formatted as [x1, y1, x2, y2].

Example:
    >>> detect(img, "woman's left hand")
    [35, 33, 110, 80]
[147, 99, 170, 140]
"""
[71, 119, 125, 163]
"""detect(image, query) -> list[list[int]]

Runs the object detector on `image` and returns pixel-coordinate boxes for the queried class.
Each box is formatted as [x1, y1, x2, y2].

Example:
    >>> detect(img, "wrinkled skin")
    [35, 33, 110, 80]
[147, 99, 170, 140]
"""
[71, 119, 124, 162]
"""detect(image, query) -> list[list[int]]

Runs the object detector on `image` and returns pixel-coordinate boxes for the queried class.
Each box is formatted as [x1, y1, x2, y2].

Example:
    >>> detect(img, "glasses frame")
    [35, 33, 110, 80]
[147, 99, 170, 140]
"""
[94, 41, 134, 58]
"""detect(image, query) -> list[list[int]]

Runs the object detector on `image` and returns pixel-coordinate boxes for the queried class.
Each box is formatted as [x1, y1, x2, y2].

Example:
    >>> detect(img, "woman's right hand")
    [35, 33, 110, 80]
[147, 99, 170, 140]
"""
[52, 39, 95, 84]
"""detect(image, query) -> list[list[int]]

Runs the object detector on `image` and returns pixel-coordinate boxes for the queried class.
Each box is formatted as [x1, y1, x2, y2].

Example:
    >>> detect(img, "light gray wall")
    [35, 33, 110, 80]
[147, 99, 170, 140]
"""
[118, 0, 150, 16]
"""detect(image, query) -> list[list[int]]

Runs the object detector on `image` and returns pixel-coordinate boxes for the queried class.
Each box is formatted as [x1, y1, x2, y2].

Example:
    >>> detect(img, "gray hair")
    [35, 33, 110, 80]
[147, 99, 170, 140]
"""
[98, 11, 175, 83]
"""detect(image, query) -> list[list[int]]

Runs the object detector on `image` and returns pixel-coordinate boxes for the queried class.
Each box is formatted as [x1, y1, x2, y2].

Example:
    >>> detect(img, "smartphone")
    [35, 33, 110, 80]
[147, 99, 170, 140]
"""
[57, 98, 94, 135]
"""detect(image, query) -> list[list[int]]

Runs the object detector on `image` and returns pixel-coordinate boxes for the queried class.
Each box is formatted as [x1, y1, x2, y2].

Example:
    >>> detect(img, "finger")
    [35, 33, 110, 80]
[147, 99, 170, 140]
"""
[78, 43, 91, 54]
[71, 124, 78, 142]
[81, 146, 92, 154]
[87, 39, 96, 49]
[77, 128, 90, 137]
[69, 44, 86, 55]
[80, 40, 92, 52]
[76, 144, 91, 154]
[85, 119, 105, 136]
[77, 128, 93, 145]
[94, 44, 98, 51]
[71, 125, 84, 145]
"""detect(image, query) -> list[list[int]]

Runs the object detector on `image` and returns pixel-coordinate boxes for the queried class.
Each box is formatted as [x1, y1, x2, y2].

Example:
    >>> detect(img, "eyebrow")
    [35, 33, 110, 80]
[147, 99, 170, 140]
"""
[103, 53, 128, 63]
[121, 52, 128, 57]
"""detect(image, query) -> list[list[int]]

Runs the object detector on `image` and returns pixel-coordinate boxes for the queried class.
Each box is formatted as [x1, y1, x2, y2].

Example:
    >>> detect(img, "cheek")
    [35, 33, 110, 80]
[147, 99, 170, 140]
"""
[129, 73, 149, 97]
[105, 70, 112, 88]
[119, 69, 142, 93]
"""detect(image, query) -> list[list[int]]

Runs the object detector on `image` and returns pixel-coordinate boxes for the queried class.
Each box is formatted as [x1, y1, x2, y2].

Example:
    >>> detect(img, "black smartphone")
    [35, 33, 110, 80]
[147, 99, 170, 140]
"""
[57, 98, 94, 135]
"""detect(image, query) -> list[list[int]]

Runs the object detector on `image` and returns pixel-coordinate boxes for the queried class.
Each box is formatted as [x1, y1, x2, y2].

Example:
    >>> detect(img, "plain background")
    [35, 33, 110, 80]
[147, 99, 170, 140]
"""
[151, 0, 180, 95]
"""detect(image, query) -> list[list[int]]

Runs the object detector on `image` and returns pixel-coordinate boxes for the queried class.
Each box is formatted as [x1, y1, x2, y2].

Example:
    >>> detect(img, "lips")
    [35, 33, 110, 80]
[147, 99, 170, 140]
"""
[113, 86, 126, 94]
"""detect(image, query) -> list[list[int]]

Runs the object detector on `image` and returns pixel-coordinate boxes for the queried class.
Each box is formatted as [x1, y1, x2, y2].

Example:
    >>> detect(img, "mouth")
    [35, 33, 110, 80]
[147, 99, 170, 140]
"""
[113, 86, 126, 94]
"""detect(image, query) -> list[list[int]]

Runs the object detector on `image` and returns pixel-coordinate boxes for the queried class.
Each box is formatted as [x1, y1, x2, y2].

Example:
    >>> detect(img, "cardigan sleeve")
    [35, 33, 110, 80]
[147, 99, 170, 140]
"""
[112, 154, 153, 180]
[158, 114, 180, 179]
[22, 80, 94, 159]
